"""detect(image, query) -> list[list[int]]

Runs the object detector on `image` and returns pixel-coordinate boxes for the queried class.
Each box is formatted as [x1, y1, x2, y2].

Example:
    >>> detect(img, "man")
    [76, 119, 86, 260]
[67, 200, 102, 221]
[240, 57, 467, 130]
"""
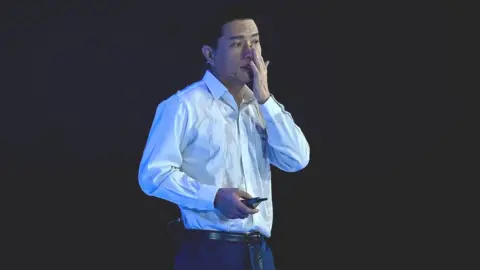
[138, 6, 310, 270]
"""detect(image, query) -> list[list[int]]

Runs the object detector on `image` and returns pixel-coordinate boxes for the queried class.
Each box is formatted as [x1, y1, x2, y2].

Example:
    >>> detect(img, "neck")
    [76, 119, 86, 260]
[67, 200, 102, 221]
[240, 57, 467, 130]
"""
[225, 83, 244, 101]
[211, 70, 245, 105]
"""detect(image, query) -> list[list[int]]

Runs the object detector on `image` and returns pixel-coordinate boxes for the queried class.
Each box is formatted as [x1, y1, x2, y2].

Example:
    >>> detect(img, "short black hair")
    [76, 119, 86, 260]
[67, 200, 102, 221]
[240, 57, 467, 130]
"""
[199, 2, 264, 49]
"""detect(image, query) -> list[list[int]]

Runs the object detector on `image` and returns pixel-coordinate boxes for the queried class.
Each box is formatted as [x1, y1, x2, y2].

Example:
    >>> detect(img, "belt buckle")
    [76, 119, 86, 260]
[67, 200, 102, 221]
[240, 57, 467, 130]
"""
[244, 233, 253, 245]
[208, 232, 222, 241]
[245, 232, 259, 245]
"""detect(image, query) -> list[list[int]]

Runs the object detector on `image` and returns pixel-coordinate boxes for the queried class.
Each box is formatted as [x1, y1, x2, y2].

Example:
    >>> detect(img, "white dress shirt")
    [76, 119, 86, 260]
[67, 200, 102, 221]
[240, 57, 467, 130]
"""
[138, 70, 309, 237]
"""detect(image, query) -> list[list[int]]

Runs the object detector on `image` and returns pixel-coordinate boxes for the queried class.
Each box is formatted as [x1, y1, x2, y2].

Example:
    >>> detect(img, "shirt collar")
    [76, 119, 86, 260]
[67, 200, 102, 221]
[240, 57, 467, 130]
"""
[202, 70, 256, 103]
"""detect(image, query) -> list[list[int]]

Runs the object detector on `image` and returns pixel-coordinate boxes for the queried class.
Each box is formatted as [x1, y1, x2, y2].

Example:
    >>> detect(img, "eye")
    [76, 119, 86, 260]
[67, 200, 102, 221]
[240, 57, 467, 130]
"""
[231, 42, 242, 47]
[252, 40, 260, 44]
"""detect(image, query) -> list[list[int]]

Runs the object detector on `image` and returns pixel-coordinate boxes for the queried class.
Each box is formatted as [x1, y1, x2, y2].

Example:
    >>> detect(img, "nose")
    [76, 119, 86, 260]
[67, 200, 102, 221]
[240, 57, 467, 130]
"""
[243, 43, 254, 59]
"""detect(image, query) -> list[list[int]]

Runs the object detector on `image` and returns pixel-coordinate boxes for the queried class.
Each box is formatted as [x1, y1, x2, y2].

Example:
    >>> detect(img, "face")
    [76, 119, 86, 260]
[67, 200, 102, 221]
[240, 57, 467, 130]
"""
[203, 19, 261, 85]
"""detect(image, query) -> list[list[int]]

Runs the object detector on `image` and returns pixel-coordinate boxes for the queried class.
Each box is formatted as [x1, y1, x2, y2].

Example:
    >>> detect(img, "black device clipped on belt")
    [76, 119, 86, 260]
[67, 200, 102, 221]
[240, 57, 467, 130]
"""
[166, 218, 184, 251]
[242, 197, 268, 209]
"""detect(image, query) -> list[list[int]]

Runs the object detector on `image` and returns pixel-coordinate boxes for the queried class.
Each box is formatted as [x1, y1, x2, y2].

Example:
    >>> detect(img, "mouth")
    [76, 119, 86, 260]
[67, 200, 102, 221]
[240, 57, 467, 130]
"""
[241, 65, 252, 73]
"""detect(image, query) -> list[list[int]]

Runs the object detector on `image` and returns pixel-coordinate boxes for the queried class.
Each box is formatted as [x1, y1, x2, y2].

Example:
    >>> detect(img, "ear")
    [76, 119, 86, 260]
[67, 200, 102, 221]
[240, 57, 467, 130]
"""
[201, 45, 215, 66]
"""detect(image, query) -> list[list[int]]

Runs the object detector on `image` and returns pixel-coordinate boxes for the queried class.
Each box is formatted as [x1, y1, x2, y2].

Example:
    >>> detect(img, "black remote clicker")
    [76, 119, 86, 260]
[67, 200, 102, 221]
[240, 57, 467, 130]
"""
[242, 197, 268, 209]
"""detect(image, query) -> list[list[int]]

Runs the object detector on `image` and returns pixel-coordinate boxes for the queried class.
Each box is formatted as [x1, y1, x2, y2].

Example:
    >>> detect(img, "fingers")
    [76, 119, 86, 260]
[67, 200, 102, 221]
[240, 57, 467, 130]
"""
[236, 200, 259, 215]
[251, 48, 268, 75]
[221, 189, 259, 219]
[235, 189, 253, 199]
[252, 47, 266, 69]
[249, 61, 259, 77]
[234, 189, 259, 214]
[252, 47, 261, 67]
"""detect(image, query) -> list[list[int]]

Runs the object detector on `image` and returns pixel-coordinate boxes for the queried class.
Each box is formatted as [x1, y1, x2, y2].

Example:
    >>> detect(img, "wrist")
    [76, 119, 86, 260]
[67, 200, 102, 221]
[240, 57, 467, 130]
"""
[256, 92, 271, 104]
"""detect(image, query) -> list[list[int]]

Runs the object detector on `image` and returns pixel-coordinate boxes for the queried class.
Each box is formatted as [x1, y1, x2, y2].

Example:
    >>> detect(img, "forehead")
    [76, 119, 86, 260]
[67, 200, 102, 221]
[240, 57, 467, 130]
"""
[221, 19, 259, 37]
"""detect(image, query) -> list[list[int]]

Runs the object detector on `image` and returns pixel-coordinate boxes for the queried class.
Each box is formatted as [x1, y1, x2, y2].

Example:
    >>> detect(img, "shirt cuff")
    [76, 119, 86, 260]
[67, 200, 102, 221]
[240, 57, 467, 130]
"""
[259, 95, 282, 121]
[195, 184, 220, 211]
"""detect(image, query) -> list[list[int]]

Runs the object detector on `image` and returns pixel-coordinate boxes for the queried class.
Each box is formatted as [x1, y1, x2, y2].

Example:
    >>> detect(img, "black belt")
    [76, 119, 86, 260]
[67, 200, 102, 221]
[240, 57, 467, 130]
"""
[184, 229, 266, 245]
[183, 229, 268, 270]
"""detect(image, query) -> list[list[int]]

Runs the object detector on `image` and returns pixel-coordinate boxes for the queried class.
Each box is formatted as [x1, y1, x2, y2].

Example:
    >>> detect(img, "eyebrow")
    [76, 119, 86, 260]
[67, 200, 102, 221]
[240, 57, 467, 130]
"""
[228, 33, 259, 40]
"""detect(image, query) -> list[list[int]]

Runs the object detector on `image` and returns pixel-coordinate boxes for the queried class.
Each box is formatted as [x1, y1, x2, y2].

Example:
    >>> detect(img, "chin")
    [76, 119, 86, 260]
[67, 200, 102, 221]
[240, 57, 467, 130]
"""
[239, 76, 251, 84]
[238, 71, 252, 83]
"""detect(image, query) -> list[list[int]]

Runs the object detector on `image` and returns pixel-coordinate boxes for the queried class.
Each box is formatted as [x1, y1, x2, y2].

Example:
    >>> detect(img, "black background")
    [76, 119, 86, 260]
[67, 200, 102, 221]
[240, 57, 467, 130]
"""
[2, 1, 465, 269]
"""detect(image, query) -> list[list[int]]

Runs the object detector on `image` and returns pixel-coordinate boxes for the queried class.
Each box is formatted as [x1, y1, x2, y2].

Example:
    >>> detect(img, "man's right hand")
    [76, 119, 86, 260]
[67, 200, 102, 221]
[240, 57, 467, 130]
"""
[214, 188, 259, 219]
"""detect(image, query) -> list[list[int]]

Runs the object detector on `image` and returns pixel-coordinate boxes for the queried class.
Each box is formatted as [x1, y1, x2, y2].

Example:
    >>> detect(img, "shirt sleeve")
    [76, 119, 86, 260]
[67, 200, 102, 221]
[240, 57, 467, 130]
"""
[259, 95, 310, 172]
[138, 94, 219, 211]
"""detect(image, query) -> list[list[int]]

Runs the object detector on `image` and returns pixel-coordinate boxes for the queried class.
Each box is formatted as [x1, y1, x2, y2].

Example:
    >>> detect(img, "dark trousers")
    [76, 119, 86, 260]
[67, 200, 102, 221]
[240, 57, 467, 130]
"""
[174, 230, 276, 270]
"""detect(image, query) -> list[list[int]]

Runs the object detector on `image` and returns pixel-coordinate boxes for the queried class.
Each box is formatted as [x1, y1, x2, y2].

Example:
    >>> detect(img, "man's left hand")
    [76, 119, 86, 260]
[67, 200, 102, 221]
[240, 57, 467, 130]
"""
[249, 47, 271, 104]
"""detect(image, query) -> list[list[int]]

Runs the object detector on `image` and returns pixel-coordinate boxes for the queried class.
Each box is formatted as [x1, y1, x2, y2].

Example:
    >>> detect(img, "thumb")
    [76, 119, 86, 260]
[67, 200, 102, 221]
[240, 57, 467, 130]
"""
[236, 189, 253, 199]
[265, 60, 270, 68]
